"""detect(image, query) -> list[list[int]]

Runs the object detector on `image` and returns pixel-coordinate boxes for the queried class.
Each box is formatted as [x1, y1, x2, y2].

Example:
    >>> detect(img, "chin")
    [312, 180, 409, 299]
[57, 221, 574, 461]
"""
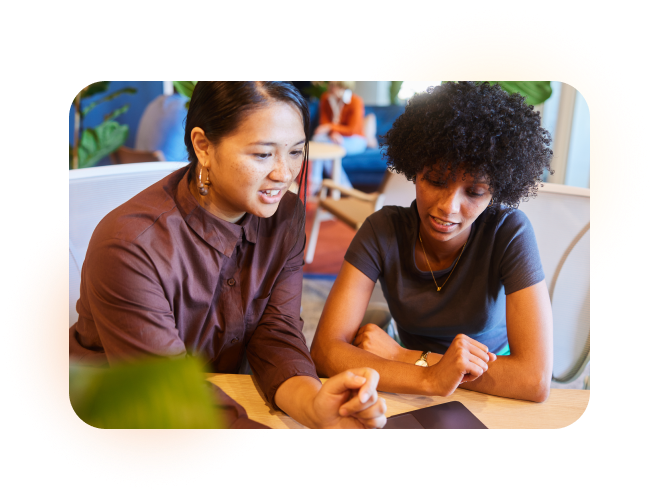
[251, 203, 281, 218]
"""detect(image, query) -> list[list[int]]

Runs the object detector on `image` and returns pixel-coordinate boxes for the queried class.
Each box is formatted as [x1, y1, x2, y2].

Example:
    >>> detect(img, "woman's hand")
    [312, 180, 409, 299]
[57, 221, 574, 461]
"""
[312, 368, 387, 429]
[328, 131, 344, 144]
[353, 323, 406, 362]
[428, 334, 497, 396]
[314, 124, 331, 135]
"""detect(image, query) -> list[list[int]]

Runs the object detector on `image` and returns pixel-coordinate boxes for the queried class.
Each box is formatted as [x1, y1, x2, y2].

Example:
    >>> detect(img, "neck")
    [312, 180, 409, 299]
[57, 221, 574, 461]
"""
[417, 222, 471, 269]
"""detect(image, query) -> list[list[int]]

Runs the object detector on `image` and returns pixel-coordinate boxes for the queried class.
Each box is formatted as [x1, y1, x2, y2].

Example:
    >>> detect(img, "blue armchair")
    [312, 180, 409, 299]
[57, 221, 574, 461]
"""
[308, 100, 406, 190]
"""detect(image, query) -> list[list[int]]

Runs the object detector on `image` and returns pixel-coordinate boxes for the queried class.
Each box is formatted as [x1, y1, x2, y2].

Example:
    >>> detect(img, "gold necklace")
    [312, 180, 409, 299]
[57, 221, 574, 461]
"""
[418, 233, 468, 292]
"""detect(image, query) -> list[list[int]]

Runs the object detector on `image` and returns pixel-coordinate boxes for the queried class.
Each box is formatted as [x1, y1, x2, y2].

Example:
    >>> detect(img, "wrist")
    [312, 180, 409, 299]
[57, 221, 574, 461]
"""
[422, 364, 447, 396]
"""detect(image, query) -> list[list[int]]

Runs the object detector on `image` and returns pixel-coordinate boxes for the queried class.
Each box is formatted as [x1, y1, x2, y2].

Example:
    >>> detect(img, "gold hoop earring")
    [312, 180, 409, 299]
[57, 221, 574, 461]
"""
[198, 162, 211, 196]
[488, 197, 494, 208]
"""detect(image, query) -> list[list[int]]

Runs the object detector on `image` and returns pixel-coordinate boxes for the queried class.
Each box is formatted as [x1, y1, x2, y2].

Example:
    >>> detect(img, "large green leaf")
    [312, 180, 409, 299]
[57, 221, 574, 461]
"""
[486, 81, 552, 106]
[80, 81, 110, 98]
[442, 81, 553, 106]
[78, 119, 129, 168]
[70, 357, 223, 429]
[172, 81, 197, 99]
[81, 87, 137, 117]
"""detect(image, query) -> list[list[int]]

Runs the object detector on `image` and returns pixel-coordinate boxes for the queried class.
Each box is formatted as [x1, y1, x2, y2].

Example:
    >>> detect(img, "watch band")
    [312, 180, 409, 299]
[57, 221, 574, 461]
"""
[415, 351, 431, 367]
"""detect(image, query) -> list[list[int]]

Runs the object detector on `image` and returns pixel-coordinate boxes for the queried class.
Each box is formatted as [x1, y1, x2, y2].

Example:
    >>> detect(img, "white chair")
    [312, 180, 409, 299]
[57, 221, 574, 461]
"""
[518, 183, 590, 387]
[305, 170, 416, 264]
[69, 162, 188, 327]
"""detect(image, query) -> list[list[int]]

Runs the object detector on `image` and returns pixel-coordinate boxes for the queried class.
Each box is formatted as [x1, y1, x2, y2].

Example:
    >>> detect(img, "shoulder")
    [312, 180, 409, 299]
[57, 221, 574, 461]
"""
[358, 204, 416, 247]
[89, 170, 183, 249]
[480, 206, 533, 236]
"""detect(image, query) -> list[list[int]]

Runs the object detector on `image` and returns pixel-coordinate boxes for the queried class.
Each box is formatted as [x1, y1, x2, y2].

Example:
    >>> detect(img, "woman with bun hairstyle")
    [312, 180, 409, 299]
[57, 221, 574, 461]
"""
[70, 81, 387, 428]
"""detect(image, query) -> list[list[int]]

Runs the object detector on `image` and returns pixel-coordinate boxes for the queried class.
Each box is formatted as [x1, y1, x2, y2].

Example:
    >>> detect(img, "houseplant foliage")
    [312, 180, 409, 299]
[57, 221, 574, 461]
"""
[172, 81, 197, 108]
[69, 356, 223, 429]
[69, 82, 137, 169]
[389, 81, 403, 105]
[303, 81, 329, 100]
[486, 81, 552, 106]
[442, 81, 552, 106]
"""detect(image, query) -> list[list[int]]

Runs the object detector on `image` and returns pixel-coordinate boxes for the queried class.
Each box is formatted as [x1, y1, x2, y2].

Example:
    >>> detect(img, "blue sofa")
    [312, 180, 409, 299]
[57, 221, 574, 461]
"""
[308, 100, 406, 191]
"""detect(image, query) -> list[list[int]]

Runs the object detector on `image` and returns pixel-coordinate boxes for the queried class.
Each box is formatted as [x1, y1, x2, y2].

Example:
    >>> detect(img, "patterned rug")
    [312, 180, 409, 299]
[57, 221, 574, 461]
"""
[301, 276, 335, 348]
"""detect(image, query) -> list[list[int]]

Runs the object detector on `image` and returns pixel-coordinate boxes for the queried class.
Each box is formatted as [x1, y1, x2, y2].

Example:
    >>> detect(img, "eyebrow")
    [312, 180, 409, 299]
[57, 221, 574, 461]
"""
[250, 139, 306, 147]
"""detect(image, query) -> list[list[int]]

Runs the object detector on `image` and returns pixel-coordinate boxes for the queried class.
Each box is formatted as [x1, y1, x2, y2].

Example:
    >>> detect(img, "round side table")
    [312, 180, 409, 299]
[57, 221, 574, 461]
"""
[307, 141, 347, 199]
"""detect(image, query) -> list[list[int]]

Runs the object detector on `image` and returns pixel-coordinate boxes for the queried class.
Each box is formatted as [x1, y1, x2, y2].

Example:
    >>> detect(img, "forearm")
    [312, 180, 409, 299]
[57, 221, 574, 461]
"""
[274, 376, 324, 428]
[312, 339, 438, 395]
[458, 355, 551, 402]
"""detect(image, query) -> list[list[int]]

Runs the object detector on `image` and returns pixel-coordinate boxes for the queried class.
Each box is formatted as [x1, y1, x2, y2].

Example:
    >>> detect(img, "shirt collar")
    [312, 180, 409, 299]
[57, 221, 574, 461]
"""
[170, 165, 259, 257]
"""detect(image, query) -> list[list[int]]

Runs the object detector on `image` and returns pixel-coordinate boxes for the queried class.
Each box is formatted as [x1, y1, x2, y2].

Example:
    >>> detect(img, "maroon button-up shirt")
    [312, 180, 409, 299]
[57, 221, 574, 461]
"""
[70, 165, 319, 409]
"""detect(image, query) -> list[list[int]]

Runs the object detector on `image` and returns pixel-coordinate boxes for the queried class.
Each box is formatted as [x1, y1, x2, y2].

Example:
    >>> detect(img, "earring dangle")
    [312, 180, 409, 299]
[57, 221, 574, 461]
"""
[488, 196, 494, 208]
[198, 162, 211, 196]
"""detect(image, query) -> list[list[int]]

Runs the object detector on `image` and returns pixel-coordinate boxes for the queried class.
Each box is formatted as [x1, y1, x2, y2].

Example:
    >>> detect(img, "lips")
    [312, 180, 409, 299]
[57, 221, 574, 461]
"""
[258, 188, 285, 204]
[429, 215, 458, 233]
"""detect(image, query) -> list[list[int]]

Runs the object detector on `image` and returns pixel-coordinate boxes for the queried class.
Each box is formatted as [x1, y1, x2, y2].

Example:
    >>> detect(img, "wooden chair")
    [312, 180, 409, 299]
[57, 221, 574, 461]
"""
[110, 146, 166, 165]
[305, 170, 416, 264]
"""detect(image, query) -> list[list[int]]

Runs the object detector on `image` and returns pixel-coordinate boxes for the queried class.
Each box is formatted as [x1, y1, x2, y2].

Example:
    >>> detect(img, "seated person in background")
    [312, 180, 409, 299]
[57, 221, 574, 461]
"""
[70, 81, 386, 429]
[311, 82, 554, 403]
[310, 81, 368, 194]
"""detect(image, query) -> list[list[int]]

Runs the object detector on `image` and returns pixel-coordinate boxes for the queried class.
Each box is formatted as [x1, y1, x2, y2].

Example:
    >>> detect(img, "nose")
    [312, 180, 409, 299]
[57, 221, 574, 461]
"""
[268, 154, 294, 184]
[437, 185, 461, 216]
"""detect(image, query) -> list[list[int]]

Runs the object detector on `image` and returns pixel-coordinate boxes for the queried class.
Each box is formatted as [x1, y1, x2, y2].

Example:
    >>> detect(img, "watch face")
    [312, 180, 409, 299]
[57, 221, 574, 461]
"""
[415, 360, 428, 367]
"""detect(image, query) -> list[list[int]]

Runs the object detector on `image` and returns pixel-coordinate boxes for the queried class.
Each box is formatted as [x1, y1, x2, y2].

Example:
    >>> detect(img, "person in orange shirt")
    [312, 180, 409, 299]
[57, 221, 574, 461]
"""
[310, 81, 368, 194]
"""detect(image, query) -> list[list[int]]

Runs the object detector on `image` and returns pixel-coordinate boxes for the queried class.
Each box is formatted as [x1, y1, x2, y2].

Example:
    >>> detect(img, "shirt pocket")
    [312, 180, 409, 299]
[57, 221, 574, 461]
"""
[245, 293, 272, 336]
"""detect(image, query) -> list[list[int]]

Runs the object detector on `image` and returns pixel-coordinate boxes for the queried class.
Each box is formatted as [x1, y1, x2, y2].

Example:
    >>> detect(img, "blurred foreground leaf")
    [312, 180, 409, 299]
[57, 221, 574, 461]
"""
[70, 357, 222, 429]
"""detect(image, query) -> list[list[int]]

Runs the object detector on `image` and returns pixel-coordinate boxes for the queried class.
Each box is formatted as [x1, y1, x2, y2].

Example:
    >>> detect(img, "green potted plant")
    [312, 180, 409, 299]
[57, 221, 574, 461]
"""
[443, 81, 552, 106]
[70, 82, 136, 169]
[172, 81, 197, 108]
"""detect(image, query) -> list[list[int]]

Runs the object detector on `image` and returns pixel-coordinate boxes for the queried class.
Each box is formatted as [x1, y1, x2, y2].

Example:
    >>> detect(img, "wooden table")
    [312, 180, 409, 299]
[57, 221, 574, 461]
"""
[307, 141, 347, 199]
[206, 374, 590, 429]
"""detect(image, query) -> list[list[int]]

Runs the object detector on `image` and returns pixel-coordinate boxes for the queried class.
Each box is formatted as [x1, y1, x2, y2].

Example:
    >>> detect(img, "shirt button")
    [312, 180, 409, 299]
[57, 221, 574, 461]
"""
[231, 337, 239, 343]
[227, 278, 236, 286]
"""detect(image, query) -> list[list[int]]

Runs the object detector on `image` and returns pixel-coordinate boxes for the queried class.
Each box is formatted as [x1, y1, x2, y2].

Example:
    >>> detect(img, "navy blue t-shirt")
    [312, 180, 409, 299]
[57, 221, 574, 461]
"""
[344, 201, 544, 354]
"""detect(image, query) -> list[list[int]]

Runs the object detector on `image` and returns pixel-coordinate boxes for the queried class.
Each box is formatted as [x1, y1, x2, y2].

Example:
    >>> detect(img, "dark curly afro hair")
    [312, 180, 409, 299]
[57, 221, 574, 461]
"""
[381, 81, 553, 208]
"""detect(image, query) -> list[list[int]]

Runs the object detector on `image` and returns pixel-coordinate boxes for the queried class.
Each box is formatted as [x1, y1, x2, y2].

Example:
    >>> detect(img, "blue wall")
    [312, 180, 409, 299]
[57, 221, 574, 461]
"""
[69, 81, 164, 166]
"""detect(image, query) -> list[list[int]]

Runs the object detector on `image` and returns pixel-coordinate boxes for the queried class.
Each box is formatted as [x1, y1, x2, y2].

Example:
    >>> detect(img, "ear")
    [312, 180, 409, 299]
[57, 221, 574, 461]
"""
[190, 127, 211, 165]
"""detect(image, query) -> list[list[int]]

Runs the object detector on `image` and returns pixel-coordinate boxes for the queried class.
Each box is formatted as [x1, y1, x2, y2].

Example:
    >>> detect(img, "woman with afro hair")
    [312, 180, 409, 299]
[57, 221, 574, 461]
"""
[311, 82, 554, 403]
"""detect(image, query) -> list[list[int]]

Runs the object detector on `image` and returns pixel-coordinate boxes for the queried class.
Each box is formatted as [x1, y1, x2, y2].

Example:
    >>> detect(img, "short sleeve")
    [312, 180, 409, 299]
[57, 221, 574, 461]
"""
[496, 209, 545, 295]
[344, 210, 390, 282]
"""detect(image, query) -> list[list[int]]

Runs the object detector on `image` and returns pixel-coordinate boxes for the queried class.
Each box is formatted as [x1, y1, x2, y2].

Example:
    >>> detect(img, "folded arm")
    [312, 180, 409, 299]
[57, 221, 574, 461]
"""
[456, 280, 553, 402]
[310, 261, 494, 397]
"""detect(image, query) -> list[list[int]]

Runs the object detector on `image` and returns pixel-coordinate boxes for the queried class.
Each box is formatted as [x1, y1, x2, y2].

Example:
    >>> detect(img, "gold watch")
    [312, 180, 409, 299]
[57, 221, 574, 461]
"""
[415, 351, 431, 367]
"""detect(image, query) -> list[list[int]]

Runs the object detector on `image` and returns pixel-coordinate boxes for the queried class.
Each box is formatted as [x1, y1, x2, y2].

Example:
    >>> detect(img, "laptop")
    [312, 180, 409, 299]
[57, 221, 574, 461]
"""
[383, 401, 487, 429]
